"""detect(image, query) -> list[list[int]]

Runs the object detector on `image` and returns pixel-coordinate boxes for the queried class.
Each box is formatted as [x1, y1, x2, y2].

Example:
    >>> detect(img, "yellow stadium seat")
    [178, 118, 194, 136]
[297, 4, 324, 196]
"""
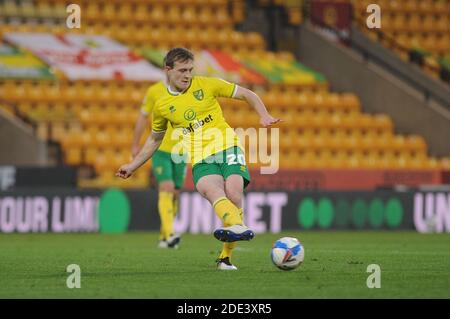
[246, 112, 260, 128]
[85, 3, 100, 21]
[60, 85, 78, 103]
[117, 4, 133, 22]
[197, 28, 218, 49]
[102, 3, 116, 22]
[293, 134, 308, 151]
[61, 130, 88, 149]
[331, 150, 350, 168]
[180, 6, 196, 24]
[97, 170, 116, 184]
[27, 85, 43, 102]
[434, 1, 447, 15]
[246, 32, 265, 50]
[262, 91, 279, 109]
[436, 14, 449, 33]
[93, 130, 113, 148]
[167, 5, 181, 24]
[230, 31, 245, 47]
[114, 129, 133, 148]
[305, 93, 320, 112]
[318, 149, 335, 168]
[396, 32, 411, 50]
[373, 114, 393, 133]
[65, 148, 82, 166]
[426, 157, 440, 169]
[322, 93, 339, 112]
[340, 93, 360, 112]
[293, 92, 312, 110]
[418, 0, 434, 14]
[216, 6, 231, 26]
[407, 13, 422, 32]
[18, 102, 32, 115]
[362, 151, 381, 169]
[135, 3, 150, 22]
[147, 27, 164, 47]
[378, 153, 397, 169]
[406, 154, 427, 169]
[214, 28, 231, 49]
[422, 14, 435, 32]
[84, 147, 99, 165]
[339, 112, 358, 131]
[294, 151, 315, 169]
[437, 34, 450, 53]
[231, 0, 245, 23]
[441, 158, 450, 170]
[149, 4, 165, 24]
[355, 114, 372, 131]
[392, 14, 407, 32]
[405, 135, 427, 153]
[405, 1, 418, 13]
[93, 151, 111, 172]
[278, 92, 297, 109]
[391, 135, 407, 151]
[198, 7, 214, 25]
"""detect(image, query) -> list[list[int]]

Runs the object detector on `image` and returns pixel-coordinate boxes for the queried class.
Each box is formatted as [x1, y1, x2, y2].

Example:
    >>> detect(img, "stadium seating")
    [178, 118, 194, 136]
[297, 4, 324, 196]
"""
[0, 0, 447, 188]
[352, 0, 450, 80]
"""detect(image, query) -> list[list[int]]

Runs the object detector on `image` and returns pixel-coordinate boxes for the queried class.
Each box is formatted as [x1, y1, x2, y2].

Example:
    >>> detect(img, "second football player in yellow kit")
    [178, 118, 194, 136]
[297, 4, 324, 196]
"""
[132, 82, 187, 249]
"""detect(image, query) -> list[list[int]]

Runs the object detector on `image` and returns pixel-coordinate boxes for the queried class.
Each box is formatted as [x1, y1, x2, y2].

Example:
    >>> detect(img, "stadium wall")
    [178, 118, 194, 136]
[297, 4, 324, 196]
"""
[0, 109, 48, 165]
[296, 23, 450, 157]
[1, 188, 449, 234]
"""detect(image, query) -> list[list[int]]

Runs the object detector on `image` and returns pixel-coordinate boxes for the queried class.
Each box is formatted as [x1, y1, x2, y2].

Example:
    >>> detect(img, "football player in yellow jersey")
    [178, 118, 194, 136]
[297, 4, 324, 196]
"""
[132, 81, 187, 249]
[117, 48, 280, 270]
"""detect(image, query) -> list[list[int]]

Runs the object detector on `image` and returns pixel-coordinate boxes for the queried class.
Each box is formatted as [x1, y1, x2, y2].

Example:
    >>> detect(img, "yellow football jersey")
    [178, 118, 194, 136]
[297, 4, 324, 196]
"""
[141, 81, 179, 154]
[152, 76, 242, 164]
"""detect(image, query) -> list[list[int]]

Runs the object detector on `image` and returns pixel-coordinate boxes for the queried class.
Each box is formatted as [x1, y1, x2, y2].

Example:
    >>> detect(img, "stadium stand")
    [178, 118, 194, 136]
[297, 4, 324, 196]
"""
[0, 0, 448, 189]
[352, 0, 450, 82]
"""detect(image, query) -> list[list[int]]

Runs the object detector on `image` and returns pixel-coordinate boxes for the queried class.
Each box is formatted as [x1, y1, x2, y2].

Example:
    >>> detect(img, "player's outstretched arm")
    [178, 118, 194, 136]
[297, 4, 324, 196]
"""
[116, 130, 165, 179]
[233, 86, 281, 127]
[131, 112, 148, 158]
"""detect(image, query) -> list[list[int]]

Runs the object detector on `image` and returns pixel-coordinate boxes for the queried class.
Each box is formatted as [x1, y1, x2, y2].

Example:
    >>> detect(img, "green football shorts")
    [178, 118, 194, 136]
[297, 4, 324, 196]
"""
[192, 146, 251, 189]
[151, 150, 187, 189]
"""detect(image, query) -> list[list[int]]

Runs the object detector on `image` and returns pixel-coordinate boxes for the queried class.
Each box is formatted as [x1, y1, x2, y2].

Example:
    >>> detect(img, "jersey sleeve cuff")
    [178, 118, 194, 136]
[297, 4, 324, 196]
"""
[231, 84, 238, 98]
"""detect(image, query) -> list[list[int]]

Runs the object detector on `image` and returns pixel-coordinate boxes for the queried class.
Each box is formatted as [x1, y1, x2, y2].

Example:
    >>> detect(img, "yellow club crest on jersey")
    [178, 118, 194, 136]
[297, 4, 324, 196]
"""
[193, 89, 204, 101]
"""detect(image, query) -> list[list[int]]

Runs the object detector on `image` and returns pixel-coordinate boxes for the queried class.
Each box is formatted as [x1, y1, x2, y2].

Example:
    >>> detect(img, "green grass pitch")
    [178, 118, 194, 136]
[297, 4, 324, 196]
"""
[1, 231, 449, 298]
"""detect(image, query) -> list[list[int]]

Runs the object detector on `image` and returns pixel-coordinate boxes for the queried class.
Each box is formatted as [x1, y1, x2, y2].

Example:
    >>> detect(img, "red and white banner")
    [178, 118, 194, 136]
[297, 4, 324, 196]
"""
[4, 32, 164, 81]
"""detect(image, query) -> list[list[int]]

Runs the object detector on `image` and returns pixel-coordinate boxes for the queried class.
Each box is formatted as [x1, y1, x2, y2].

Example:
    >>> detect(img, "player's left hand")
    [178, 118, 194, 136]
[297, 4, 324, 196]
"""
[260, 114, 282, 127]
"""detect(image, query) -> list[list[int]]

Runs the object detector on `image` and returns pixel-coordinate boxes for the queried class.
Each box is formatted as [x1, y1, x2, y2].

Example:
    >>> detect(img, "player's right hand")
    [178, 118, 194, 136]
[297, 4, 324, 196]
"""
[260, 114, 282, 127]
[115, 164, 134, 179]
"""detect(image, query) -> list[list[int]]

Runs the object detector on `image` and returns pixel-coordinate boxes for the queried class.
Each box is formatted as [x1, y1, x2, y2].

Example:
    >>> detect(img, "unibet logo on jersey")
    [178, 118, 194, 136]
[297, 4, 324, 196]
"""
[182, 114, 213, 134]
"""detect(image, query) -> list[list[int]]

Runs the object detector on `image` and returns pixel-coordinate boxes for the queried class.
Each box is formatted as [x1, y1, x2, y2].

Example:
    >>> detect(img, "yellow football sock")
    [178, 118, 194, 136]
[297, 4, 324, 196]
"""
[158, 191, 174, 240]
[219, 242, 237, 259]
[212, 197, 243, 226]
[218, 206, 245, 260]
[173, 196, 179, 217]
